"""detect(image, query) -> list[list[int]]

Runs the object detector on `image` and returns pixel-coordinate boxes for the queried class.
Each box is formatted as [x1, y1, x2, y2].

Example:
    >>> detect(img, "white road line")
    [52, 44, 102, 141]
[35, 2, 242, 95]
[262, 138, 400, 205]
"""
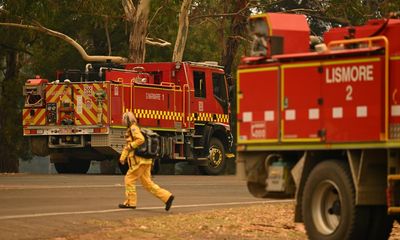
[0, 199, 294, 220]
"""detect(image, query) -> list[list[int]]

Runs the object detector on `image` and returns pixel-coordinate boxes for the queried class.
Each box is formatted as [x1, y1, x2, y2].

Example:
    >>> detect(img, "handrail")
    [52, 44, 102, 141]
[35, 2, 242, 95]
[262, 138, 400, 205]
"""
[327, 36, 388, 50]
[160, 82, 175, 87]
[120, 83, 124, 117]
[182, 63, 190, 127]
[182, 84, 188, 127]
[160, 82, 182, 91]
[130, 79, 135, 112]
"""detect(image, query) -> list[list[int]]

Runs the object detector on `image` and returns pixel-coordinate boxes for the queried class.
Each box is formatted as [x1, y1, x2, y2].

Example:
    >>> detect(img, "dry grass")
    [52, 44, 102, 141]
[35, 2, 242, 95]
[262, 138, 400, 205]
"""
[57, 202, 305, 240]
[54, 202, 400, 240]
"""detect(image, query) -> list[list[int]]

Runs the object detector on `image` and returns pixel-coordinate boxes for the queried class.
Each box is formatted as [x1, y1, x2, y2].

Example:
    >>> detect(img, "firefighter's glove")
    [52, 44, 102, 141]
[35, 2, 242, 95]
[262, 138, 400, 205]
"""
[119, 147, 129, 164]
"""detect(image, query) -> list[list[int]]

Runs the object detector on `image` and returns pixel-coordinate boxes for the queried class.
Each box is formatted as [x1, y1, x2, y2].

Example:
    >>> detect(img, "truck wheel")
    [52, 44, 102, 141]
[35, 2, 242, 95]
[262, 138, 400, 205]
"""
[30, 137, 49, 156]
[54, 162, 71, 174]
[54, 159, 91, 174]
[69, 159, 91, 174]
[200, 138, 226, 175]
[302, 160, 368, 240]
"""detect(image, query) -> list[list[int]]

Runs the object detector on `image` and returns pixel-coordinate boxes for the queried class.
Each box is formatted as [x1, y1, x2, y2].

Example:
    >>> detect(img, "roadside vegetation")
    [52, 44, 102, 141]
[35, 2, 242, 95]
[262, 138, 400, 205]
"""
[52, 201, 400, 240]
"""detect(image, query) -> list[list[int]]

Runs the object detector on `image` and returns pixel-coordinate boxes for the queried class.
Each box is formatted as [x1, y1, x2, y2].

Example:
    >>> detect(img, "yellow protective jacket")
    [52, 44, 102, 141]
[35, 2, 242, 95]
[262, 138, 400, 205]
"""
[121, 123, 152, 171]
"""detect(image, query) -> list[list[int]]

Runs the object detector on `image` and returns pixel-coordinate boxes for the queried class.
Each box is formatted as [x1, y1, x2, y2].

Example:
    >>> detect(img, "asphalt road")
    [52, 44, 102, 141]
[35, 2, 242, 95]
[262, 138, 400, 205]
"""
[0, 174, 289, 240]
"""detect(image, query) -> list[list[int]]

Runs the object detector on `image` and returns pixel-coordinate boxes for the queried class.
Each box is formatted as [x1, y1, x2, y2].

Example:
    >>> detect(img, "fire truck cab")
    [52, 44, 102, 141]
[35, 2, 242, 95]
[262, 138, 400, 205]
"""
[23, 61, 233, 175]
[237, 13, 400, 239]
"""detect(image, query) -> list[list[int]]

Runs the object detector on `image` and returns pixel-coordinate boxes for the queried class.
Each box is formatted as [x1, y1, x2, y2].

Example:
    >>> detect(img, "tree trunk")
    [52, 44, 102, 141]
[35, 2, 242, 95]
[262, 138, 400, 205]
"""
[219, 0, 249, 165]
[0, 51, 20, 173]
[220, 0, 248, 80]
[123, 0, 150, 63]
[172, 0, 192, 62]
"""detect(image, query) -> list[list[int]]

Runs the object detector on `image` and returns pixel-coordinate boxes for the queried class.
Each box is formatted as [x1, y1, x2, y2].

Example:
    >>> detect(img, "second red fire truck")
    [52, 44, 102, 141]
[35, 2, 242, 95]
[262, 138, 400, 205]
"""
[23, 61, 233, 175]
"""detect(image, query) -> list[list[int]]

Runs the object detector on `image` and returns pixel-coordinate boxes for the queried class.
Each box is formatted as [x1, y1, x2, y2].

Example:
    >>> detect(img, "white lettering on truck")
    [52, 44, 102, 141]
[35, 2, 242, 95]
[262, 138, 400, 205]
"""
[326, 65, 373, 84]
[146, 93, 162, 100]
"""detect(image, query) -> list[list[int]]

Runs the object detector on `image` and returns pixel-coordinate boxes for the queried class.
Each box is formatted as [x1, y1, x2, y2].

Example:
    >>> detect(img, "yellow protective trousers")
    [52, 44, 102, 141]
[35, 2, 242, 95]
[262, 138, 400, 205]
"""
[124, 163, 172, 206]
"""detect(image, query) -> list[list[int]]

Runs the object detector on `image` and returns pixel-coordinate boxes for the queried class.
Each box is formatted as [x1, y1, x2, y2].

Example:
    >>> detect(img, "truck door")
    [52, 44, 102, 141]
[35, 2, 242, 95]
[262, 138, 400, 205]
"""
[237, 66, 280, 142]
[187, 69, 208, 128]
[281, 62, 322, 142]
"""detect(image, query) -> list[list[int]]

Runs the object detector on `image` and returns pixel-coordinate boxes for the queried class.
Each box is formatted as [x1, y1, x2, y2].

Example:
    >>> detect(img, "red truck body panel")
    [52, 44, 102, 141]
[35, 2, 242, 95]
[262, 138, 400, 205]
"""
[237, 65, 279, 142]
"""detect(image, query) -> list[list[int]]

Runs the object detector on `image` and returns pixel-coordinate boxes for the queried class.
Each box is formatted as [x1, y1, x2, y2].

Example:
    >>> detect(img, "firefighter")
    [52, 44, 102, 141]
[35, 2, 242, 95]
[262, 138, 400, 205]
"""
[119, 112, 174, 211]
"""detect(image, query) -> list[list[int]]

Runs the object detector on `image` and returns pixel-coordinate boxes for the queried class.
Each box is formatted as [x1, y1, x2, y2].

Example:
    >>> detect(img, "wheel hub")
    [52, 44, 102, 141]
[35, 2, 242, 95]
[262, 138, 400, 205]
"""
[209, 147, 222, 168]
[311, 180, 341, 235]
[328, 200, 341, 215]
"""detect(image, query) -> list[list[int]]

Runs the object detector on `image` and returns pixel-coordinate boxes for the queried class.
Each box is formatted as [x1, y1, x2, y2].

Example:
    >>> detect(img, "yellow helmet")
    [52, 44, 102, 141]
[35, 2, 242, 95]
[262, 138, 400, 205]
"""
[122, 112, 137, 126]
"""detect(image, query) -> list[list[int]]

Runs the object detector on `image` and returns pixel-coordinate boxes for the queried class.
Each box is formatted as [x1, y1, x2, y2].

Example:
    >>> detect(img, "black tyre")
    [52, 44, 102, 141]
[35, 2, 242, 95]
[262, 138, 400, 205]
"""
[302, 160, 368, 240]
[199, 138, 226, 175]
[30, 137, 49, 156]
[54, 159, 91, 174]
[54, 162, 71, 174]
[70, 159, 91, 174]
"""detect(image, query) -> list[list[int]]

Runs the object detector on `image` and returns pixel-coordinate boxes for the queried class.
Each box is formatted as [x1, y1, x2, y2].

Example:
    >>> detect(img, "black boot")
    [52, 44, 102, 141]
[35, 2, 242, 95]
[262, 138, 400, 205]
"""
[118, 203, 136, 209]
[165, 195, 174, 211]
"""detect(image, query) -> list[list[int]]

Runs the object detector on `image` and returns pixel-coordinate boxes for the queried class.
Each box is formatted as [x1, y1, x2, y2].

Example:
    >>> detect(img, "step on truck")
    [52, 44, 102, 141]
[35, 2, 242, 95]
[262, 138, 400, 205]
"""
[23, 61, 233, 174]
[236, 12, 400, 239]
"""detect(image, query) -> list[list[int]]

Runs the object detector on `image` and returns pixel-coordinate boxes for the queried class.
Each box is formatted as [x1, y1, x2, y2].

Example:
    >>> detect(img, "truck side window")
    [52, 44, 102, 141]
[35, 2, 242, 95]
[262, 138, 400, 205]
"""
[212, 73, 227, 101]
[212, 73, 228, 113]
[193, 71, 206, 98]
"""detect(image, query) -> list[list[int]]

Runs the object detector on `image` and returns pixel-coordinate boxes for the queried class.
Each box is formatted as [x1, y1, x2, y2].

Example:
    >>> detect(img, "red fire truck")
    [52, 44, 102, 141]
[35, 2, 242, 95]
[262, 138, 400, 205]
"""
[237, 13, 400, 239]
[23, 61, 233, 175]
